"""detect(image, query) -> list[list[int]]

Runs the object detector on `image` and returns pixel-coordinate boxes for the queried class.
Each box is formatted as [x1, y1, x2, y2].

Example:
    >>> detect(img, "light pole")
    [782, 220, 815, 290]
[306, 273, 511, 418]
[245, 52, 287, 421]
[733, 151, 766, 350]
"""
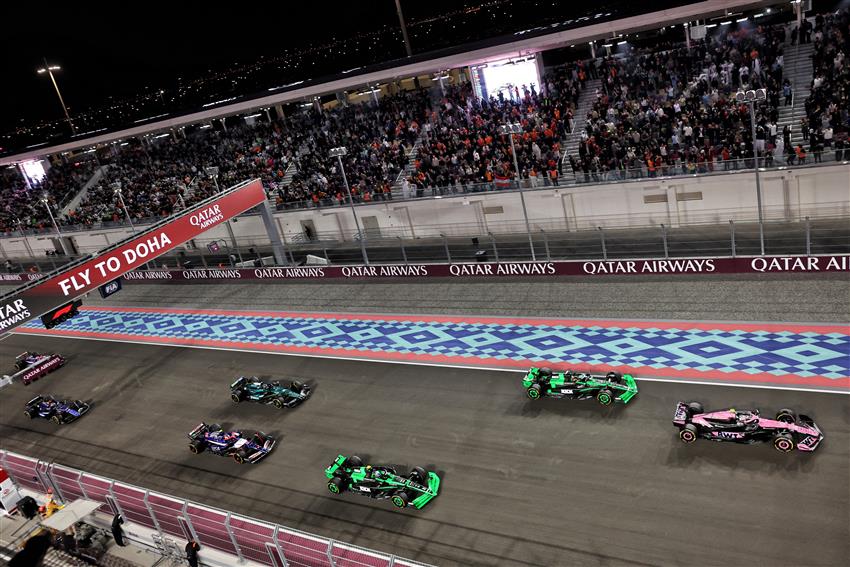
[112, 183, 136, 234]
[40, 195, 69, 255]
[736, 88, 767, 256]
[499, 123, 536, 261]
[330, 146, 369, 265]
[37, 58, 76, 135]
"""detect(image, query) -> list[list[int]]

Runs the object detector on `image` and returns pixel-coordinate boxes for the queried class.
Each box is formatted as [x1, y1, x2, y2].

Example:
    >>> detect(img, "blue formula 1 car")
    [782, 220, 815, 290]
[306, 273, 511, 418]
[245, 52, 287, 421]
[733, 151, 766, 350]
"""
[24, 395, 90, 424]
[187, 422, 276, 464]
[230, 376, 311, 409]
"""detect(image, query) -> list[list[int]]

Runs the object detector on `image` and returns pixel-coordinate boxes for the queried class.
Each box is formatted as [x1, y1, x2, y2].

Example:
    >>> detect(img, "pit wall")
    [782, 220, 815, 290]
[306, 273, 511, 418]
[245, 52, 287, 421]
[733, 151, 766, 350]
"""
[1, 163, 848, 258]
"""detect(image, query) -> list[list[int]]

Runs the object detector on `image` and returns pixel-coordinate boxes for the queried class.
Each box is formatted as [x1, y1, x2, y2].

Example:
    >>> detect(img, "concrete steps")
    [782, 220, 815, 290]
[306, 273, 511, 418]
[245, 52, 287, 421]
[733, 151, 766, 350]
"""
[558, 78, 602, 183]
[778, 35, 814, 150]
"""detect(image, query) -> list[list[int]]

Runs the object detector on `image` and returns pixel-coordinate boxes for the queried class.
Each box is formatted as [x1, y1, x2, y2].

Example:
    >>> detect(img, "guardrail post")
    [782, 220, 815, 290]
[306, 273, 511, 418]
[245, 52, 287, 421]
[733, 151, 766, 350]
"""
[661, 223, 669, 259]
[441, 233, 451, 264]
[487, 231, 499, 263]
[327, 538, 336, 566]
[805, 216, 811, 256]
[598, 227, 607, 260]
[107, 482, 127, 518]
[729, 220, 736, 258]
[143, 490, 166, 541]
[76, 471, 90, 499]
[273, 526, 289, 567]
[540, 229, 551, 261]
[225, 511, 245, 563]
[388, 556, 396, 567]
[43, 464, 67, 505]
[398, 236, 408, 264]
[181, 501, 200, 542]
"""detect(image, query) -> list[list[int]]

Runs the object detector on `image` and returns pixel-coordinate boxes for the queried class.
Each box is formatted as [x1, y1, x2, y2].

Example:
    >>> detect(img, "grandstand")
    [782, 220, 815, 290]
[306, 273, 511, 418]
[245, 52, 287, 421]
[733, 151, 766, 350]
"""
[1, 0, 848, 264]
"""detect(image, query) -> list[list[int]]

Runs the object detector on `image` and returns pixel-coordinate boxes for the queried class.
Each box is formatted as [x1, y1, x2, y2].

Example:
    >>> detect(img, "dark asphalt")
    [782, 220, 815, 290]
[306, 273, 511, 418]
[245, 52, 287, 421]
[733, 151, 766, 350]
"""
[1, 335, 847, 566]
[85, 273, 850, 323]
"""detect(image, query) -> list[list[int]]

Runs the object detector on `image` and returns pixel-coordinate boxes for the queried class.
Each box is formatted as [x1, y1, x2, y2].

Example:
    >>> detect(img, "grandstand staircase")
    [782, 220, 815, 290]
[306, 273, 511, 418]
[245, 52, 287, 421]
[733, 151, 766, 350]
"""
[279, 160, 298, 188]
[778, 41, 814, 150]
[60, 165, 107, 216]
[391, 134, 425, 197]
[558, 78, 602, 184]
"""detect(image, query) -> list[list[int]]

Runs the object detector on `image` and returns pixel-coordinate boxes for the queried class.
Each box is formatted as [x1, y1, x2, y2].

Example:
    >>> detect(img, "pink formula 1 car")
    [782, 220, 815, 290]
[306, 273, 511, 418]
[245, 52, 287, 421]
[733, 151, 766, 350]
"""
[673, 401, 823, 452]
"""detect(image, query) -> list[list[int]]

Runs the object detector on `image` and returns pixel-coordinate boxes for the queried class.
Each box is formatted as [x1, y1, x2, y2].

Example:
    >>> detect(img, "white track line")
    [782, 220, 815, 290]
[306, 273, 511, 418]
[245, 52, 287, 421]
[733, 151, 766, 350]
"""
[13, 332, 849, 395]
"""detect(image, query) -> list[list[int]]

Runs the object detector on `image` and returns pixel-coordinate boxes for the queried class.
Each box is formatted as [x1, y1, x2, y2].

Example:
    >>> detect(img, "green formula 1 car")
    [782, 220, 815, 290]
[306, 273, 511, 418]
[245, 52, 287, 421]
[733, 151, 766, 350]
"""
[522, 367, 638, 405]
[325, 454, 440, 509]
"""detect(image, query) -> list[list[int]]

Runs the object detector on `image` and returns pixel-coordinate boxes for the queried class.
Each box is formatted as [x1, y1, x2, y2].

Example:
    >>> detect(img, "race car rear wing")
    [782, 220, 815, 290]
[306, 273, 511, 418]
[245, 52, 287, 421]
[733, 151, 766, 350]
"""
[188, 423, 208, 439]
[673, 402, 690, 425]
[230, 376, 247, 390]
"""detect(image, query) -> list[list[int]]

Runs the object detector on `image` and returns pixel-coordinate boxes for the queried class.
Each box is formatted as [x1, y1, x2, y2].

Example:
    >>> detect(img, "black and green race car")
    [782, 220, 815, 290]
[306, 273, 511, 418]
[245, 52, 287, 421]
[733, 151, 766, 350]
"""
[522, 367, 638, 405]
[325, 454, 440, 509]
[230, 376, 311, 408]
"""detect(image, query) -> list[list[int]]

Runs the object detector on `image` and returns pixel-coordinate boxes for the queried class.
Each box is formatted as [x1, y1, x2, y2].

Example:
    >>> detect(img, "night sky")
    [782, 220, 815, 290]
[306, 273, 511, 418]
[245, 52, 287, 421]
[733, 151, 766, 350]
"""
[1, 1, 405, 130]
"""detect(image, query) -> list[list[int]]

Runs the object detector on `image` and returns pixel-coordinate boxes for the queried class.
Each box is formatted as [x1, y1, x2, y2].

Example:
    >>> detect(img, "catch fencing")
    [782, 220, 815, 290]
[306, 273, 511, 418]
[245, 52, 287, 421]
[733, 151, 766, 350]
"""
[0, 450, 432, 567]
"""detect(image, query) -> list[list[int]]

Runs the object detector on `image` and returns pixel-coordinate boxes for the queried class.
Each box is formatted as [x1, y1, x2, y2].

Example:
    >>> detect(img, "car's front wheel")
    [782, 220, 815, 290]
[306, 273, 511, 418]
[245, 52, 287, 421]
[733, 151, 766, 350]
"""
[272, 398, 285, 409]
[410, 466, 427, 484]
[526, 384, 542, 400]
[233, 450, 248, 464]
[596, 388, 614, 406]
[51, 415, 62, 425]
[773, 433, 796, 453]
[775, 408, 797, 424]
[346, 455, 363, 468]
[328, 477, 344, 494]
[391, 491, 409, 508]
[679, 423, 699, 443]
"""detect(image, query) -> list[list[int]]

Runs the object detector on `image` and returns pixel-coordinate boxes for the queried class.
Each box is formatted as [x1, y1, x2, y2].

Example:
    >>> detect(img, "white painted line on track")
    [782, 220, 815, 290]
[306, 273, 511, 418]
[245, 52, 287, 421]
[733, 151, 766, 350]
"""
[12, 332, 850, 396]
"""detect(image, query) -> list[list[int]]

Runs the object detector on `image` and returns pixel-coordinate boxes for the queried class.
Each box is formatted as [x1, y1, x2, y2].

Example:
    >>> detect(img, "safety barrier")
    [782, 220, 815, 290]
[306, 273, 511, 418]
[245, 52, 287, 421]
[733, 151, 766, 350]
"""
[0, 450, 432, 567]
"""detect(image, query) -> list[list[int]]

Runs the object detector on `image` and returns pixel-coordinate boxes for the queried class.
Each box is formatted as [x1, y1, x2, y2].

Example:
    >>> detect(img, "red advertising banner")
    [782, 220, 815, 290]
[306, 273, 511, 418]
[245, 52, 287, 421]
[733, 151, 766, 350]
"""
[0, 179, 266, 332]
[111, 254, 850, 284]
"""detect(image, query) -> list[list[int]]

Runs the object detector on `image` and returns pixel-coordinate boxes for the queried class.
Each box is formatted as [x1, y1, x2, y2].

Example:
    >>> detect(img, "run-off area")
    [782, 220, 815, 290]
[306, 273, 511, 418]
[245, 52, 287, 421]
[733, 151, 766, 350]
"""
[0, 334, 846, 567]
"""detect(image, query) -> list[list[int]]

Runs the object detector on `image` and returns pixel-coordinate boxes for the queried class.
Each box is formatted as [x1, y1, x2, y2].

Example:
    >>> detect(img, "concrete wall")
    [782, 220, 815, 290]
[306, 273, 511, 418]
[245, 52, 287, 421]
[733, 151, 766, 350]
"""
[1, 163, 847, 259]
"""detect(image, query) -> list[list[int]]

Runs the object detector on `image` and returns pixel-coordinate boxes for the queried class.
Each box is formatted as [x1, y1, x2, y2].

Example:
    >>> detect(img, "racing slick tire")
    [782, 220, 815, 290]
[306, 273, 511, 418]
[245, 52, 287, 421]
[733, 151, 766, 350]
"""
[50, 415, 62, 425]
[773, 433, 796, 453]
[775, 408, 797, 424]
[233, 450, 248, 464]
[327, 477, 344, 494]
[596, 388, 614, 406]
[526, 383, 542, 400]
[410, 466, 428, 484]
[24, 409, 36, 419]
[231, 391, 243, 403]
[346, 455, 363, 468]
[539, 367, 552, 377]
[391, 491, 409, 508]
[679, 423, 699, 443]
[188, 440, 206, 454]
[687, 402, 704, 416]
[272, 398, 285, 409]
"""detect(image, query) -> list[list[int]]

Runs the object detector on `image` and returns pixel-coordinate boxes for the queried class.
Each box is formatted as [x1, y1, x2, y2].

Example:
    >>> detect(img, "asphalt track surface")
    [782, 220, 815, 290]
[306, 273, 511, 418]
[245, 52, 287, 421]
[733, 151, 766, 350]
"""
[1, 335, 848, 566]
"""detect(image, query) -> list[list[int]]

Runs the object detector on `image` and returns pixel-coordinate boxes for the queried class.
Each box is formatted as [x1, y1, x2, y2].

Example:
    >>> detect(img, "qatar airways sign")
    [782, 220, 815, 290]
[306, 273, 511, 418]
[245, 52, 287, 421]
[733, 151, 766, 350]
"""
[0, 179, 266, 333]
[114, 254, 850, 284]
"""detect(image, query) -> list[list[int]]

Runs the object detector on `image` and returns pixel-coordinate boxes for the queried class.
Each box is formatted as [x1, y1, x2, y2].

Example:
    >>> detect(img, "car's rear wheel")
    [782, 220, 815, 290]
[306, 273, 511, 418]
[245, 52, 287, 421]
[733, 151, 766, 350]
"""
[346, 455, 363, 468]
[328, 477, 344, 494]
[24, 409, 35, 419]
[231, 391, 243, 403]
[597, 388, 614, 406]
[188, 440, 205, 454]
[687, 402, 704, 416]
[775, 408, 797, 424]
[773, 433, 796, 453]
[526, 384, 542, 400]
[273, 398, 285, 409]
[410, 466, 427, 484]
[51, 415, 62, 425]
[679, 423, 698, 443]
[391, 491, 409, 508]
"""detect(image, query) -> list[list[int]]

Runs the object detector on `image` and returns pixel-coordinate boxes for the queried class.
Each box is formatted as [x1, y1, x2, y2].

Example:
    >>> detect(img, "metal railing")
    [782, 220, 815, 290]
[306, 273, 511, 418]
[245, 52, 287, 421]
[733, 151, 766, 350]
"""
[0, 450, 433, 567]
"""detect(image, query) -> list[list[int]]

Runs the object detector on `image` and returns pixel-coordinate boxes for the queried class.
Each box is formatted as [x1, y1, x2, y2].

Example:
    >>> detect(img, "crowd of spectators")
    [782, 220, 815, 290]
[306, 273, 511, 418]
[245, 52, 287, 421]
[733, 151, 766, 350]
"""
[569, 21, 790, 182]
[2, 12, 846, 236]
[407, 61, 587, 195]
[801, 8, 850, 163]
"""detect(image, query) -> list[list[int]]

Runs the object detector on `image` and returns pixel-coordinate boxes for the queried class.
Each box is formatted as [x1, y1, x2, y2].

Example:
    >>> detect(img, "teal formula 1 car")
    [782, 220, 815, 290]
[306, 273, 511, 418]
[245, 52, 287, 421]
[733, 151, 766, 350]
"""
[325, 454, 440, 509]
[522, 367, 638, 405]
[230, 376, 311, 409]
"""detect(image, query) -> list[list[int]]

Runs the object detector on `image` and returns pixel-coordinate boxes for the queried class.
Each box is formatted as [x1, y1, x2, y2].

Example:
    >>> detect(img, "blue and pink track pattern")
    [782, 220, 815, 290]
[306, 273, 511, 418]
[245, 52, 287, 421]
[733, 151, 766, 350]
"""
[15, 306, 850, 391]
